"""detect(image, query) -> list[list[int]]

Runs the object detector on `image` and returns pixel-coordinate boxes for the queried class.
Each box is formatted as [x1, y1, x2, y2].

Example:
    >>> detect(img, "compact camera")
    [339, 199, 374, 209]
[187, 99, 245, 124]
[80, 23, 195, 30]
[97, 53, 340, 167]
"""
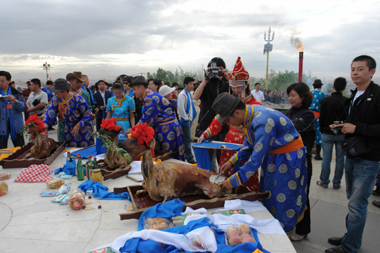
[333, 122, 342, 135]
[0, 95, 9, 100]
[206, 61, 223, 83]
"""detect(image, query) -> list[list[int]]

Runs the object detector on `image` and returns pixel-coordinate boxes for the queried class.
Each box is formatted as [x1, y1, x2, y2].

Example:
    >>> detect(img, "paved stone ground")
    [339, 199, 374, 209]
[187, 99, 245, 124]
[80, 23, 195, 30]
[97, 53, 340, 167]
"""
[7, 131, 380, 252]
[291, 157, 380, 253]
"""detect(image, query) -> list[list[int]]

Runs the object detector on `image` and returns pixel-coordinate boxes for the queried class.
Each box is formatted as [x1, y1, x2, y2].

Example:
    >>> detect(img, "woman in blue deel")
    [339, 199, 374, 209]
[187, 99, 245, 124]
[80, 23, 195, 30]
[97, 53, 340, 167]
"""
[106, 82, 136, 134]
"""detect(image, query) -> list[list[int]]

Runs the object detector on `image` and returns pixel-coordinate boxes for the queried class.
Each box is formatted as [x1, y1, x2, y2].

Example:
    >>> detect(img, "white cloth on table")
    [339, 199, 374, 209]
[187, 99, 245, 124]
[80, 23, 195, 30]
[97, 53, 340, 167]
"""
[215, 199, 267, 213]
[92, 226, 217, 253]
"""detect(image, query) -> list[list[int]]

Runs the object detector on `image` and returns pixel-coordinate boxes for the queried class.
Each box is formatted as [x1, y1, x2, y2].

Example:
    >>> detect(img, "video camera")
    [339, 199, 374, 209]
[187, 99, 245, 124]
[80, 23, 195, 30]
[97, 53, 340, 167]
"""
[206, 61, 223, 83]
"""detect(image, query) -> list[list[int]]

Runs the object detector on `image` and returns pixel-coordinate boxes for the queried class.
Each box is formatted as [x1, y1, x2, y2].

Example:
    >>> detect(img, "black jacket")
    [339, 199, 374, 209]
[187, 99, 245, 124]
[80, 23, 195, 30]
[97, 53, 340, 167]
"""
[285, 106, 316, 158]
[198, 77, 230, 134]
[93, 90, 112, 120]
[344, 81, 380, 161]
[320, 92, 347, 135]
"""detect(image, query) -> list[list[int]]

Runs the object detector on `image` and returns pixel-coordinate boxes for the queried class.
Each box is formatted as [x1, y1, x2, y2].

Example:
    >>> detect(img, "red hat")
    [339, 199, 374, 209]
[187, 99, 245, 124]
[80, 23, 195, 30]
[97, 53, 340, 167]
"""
[229, 57, 249, 87]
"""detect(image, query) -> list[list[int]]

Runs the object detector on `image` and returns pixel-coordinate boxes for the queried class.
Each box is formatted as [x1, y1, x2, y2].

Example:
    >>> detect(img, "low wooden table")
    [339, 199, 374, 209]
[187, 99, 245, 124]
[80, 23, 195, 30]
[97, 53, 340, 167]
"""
[114, 184, 269, 220]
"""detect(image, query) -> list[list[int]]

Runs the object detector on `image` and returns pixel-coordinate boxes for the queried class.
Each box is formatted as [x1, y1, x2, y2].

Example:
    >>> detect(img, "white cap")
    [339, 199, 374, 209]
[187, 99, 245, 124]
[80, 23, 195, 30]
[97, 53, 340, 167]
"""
[159, 85, 175, 96]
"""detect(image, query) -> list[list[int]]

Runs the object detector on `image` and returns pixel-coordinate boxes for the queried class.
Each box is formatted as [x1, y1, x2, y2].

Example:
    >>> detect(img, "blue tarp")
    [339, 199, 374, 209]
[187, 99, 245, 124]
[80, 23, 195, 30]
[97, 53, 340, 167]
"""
[78, 180, 130, 201]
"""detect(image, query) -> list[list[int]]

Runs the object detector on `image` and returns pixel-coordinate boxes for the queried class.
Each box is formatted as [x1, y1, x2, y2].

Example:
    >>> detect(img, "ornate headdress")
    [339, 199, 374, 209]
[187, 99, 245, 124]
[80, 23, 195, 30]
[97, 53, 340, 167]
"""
[228, 56, 249, 87]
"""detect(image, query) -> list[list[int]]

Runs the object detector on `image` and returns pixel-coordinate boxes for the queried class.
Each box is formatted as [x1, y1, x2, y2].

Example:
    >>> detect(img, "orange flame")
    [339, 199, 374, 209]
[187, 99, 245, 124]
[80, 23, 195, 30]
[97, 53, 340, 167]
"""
[298, 43, 303, 52]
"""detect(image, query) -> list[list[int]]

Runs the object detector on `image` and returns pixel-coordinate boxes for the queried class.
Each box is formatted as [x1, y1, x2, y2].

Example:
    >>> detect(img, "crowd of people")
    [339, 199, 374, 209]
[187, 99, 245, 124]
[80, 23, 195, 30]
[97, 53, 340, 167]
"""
[0, 54, 379, 253]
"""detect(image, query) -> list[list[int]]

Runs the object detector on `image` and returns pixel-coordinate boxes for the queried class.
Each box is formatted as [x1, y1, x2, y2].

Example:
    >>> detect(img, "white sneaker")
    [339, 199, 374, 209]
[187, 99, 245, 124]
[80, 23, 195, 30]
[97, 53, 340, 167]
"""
[290, 233, 307, 242]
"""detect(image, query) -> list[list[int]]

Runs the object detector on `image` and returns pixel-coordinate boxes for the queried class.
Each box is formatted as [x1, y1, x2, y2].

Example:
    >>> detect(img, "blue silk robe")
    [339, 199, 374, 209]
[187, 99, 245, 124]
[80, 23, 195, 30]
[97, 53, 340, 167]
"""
[138, 89, 184, 160]
[227, 105, 307, 235]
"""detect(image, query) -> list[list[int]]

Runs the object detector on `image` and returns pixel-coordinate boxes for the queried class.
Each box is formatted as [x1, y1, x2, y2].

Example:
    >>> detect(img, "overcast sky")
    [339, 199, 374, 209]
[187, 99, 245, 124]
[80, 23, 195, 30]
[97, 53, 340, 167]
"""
[1, 0, 379, 86]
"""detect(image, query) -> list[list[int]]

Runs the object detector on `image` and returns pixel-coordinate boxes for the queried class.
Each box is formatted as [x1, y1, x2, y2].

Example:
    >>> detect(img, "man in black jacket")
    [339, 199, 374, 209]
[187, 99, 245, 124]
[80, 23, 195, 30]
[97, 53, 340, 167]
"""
[326, 55, 380, 253]
[317, 77, 347, 190]
[93, 80, 112, 131]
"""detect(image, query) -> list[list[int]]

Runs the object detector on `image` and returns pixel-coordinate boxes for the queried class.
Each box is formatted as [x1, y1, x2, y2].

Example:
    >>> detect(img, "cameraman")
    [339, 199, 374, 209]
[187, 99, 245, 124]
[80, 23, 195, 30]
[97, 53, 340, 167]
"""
[193, 57, 230, 171]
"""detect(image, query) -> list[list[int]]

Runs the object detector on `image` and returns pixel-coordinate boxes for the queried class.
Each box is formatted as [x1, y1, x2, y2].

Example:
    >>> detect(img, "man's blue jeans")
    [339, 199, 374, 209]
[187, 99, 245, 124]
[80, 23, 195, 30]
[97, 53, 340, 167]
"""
[320, 133, 345, 186]
[181, 120, 195, 162]
[341, 158, 380, 253]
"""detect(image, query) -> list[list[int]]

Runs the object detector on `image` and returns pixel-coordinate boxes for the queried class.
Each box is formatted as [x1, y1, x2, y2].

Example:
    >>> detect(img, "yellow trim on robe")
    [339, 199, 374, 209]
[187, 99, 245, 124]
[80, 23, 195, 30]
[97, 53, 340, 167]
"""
[142, 89, 149, 100]
[111, 95, 127, 112]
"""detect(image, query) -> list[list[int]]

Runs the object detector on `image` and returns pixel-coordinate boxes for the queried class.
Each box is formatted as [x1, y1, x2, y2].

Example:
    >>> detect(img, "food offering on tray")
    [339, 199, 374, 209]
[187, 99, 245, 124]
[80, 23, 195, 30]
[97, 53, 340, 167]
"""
[0, 181, 8, 196]
[46, 178, 65, 189]
[144, 217, 172, 230]
[23, 115, 58, 159]
[225, 223, 256, 246]
[119, 124, 232, 203]
[171, 213, 203, 226]
[211, 209, 246, 216]
[68, 189, 86, 210]
[94, 117, 132, 170]
[0, 172, 11, 180]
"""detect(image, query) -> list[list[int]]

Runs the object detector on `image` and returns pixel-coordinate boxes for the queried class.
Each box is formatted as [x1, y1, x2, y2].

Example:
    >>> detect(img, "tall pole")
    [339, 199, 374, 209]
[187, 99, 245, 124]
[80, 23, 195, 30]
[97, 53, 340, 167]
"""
[265, 52, 270, 90]
[263, 27, 274, 91]
[42, 62, 51, 82]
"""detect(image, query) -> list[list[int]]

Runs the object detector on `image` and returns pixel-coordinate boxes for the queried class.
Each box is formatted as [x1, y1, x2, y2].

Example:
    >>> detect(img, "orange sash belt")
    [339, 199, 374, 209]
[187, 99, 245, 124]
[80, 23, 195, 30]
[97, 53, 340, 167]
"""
[312, 111, 320, 119]
[269, 135, 304, 155]
[159, 118, 176, 125]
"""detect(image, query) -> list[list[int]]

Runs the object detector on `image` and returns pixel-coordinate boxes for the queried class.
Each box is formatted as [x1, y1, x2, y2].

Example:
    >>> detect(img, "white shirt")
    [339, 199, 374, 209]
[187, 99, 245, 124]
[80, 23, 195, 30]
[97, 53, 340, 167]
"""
[251, 89, 264, 102]
[100, 91, 106, 106]
[26, 89, 48, 115]
[177, 89, 193, 121]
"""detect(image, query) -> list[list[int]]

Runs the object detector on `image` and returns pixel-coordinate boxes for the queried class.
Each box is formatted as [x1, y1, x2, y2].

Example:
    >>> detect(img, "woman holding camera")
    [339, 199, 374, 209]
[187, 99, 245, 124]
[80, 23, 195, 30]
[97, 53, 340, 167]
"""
[285, 82, 315, 241]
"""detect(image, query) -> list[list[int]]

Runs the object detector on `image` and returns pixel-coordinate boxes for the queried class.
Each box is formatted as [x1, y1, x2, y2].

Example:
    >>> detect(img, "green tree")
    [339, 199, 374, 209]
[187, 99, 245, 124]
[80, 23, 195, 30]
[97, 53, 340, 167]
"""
[147, 66, 197, 88]
[268, 70, 298, 91]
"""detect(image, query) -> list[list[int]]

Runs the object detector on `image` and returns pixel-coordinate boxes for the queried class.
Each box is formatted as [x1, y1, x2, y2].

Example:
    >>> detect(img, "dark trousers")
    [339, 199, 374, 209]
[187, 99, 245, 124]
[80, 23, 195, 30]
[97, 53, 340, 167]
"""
[96, 118, 103, 131]
[207, 130, 228, 167]
[0, 133, 25, 149]
[295, 154, 312, 235]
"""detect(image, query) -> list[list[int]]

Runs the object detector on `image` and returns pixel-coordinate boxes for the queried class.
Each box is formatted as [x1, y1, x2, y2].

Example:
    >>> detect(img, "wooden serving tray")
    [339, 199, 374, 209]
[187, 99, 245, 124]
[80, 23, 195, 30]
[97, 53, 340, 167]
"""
[97, 150, 177, 181]
[115, 184, 269, 220]
[0, 141, 66, 168]
[96, 160, 132, 181]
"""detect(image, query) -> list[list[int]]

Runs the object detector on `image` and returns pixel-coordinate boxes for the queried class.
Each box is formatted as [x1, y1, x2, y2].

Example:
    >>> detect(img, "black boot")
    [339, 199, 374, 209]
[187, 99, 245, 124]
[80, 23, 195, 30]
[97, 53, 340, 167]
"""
[373, 187, 380, 196]
[315, 145, 323, 160]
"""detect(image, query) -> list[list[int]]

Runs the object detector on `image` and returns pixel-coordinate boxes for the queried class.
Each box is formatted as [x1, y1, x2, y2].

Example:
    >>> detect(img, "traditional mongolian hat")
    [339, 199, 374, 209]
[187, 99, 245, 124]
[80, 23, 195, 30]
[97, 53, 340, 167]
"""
[212, 92, 241, 123]
[66, 71, 86, 82]
[51, 78, 71, 92]
[130, 76, 148, 87]
[228, 56, 249, 87]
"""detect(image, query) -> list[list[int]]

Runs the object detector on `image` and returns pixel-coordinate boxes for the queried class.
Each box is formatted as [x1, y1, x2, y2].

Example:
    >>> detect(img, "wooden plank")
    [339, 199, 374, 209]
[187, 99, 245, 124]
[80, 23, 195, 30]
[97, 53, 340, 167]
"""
[117, 184, 269, 220]
[0, 141, 66, 168]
